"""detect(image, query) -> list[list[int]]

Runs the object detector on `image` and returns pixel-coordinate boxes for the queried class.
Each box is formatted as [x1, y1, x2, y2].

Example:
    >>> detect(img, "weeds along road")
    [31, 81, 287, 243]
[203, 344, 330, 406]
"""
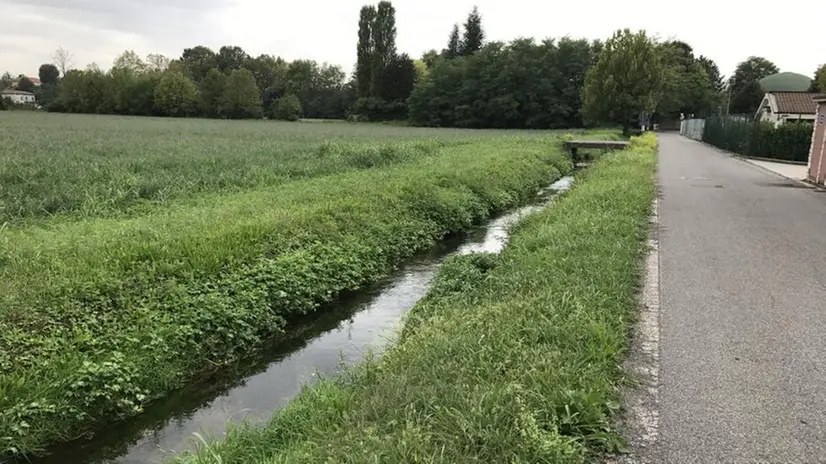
[650, 134, 826, 462]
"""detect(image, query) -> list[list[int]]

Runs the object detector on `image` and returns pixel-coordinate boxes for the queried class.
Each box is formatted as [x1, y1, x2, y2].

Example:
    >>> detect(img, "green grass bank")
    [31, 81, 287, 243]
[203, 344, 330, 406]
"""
[177, 133, 657, 463]
[0, 136, 573, 457]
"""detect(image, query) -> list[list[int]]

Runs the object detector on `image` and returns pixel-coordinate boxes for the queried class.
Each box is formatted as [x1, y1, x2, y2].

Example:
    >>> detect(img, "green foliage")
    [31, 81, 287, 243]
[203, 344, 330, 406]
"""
[813, 64, 826, 93]
[698, 55, 724, 93]
[380, 53, 416, 103]
[217, 46, 251, 73]
[729, 56, 779, 114]
[219, 68, 262, 119]
[270, 94, 302, 121]
[703, 116, 813, 162]
[582, 29, 665, 133]
[0, 96, 6, 110]
[460, 6, 484, 56]
[357, 5, 377, 98]
[17, 77, 34, 92]
[657, 41, 715, 118]
[180, 46, 218, 82]
[199, 68, 227, 117]
[410, 37, 596, 128]
[38, 64, 60, 85]
[154, 70, 199, 117]
[0, 126, 574, 457]
[445, 24, 461, 59]
[174, 134, 657, 464]
[370, 1, 397, 98]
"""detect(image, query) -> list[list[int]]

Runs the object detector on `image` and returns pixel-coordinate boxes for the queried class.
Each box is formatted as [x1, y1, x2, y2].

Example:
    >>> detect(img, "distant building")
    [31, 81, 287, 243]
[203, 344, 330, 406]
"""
[1, 89, 36, 105]
[756, 92, 818, 126]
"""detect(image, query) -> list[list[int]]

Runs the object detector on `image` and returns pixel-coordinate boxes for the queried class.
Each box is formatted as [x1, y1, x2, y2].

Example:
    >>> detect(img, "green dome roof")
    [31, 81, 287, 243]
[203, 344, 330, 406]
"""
[759, 72, 813, 92]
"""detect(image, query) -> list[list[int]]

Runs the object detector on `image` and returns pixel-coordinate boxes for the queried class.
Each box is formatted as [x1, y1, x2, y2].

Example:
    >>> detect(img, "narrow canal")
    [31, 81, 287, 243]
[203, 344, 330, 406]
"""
[33, 175, 574, 464]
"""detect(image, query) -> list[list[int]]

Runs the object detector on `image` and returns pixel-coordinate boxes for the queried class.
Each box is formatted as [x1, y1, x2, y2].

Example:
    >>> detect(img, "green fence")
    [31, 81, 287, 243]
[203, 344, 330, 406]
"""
[702, 116, 813, 163]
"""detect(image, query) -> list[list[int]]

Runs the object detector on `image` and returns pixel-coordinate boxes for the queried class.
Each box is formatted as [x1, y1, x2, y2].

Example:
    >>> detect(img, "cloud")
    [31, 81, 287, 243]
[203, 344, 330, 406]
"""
[0, 0, 821, 82]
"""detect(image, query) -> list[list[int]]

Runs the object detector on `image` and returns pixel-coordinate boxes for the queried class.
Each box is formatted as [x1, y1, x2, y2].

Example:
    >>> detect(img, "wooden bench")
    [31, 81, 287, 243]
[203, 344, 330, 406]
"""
[563, 140, 630, 161]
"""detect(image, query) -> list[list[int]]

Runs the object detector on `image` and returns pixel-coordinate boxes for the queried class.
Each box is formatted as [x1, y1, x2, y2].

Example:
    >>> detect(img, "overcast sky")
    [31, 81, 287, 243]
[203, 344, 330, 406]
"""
[1, 0, 822, 80]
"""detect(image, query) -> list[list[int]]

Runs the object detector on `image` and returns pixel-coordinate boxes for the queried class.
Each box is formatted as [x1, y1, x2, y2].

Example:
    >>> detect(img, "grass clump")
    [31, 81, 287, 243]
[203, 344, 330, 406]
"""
[0, 135, 572, 458]
[176, 133, 657, 463]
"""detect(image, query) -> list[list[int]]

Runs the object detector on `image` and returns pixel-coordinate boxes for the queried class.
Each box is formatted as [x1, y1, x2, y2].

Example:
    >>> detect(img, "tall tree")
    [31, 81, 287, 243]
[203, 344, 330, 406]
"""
[154, 70, 199, 116]
[813, 64, 826, 93]
[112, 50, 148, 74]
[146, 54, 171, 72]
[381, 53, 416, 102]
[200, 68, 228, 117]
[370, 1, 397, 97]
[180, 46, 217, 82]
[1, 72, 13, 91]
[728, 56, 778, 114]
[356, 5, 377, 98]
[657, 41, 714, 118]
[445, 25, 461, 59]
[52, 47, 73, 76]
[39, 64, 60, 85]
[216, 46, 250, 73]
[219, 68, 262, 119]
[697, 56, 724, 93]
[582, 29, 665, 134]
[460, 6, 484, 56]
[17, 77, 35, 92]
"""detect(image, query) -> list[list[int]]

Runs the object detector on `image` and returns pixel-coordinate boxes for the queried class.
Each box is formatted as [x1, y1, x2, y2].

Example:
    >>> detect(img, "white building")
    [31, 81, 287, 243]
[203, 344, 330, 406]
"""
[756, 92, 818, 126]
[1, 89, 36, 105]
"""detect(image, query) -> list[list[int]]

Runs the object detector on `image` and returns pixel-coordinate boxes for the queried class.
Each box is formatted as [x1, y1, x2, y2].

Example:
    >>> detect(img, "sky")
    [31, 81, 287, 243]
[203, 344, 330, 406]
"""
[1, 0, 822, 80]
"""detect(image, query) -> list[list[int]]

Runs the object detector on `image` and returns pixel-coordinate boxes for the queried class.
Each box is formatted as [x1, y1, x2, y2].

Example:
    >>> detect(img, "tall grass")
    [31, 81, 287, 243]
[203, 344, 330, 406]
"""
[0, 112, 591, 224]
[0, 134, 572, 458]
[176, 134, 657, 463]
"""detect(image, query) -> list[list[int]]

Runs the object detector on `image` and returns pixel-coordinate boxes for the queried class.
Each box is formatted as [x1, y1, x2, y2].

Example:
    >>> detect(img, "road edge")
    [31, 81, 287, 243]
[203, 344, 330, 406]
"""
[612, 194, 661, 463]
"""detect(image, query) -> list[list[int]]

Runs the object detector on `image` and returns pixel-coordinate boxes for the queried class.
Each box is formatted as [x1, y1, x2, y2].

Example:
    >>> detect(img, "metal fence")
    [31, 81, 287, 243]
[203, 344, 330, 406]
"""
[680, 119, 705, 141]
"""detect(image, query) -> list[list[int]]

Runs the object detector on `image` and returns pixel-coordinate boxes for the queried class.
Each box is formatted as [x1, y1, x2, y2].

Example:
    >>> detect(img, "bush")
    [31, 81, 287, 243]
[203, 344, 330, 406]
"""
[703, 115, 813, 162]
[270, 95, 302, 121]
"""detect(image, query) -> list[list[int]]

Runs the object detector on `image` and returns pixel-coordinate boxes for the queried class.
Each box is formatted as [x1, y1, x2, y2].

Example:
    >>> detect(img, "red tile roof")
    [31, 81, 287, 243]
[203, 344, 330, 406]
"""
[772, 92, 819, 114]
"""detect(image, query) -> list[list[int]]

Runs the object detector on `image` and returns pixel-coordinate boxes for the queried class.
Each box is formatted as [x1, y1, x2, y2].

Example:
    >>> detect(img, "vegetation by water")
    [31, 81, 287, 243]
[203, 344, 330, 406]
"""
[176, 134, 656, 463]
[0, 113, 621, 458]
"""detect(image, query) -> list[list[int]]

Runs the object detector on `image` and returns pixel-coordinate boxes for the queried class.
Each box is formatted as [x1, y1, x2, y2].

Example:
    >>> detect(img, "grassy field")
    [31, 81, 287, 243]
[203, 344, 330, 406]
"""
[0, 112, 622, 458]
[176, 134, 657, 463]
[0, 112, 576, 225]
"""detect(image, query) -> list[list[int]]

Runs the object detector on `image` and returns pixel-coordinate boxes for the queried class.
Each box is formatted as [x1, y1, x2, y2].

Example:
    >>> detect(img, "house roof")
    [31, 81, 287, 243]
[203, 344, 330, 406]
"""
[1, 89, 35, 96]
[760, 72, 813, 92]
[771, 92, 819, 114]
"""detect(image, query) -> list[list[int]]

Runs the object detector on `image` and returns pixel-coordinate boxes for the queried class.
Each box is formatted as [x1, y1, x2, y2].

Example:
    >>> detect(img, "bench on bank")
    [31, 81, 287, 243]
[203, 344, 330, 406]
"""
[563, 140, 630, 162]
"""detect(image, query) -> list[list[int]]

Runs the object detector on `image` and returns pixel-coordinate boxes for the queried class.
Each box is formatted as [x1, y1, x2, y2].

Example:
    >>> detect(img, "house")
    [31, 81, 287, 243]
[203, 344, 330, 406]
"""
[756, 92, 819, 126]
[1, 89, 36, 105]
[808, 95, 826, 185]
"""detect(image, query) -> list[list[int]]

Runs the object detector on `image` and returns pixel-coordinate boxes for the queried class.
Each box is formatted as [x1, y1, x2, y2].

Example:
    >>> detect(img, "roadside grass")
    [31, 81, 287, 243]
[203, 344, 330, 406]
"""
[0, 135, 573, 457]
[175, 133, 657, 463]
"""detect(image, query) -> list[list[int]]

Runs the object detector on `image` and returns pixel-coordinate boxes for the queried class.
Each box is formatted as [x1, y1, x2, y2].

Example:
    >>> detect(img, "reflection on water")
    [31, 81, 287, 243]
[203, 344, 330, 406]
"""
[30, 176, 573, 464]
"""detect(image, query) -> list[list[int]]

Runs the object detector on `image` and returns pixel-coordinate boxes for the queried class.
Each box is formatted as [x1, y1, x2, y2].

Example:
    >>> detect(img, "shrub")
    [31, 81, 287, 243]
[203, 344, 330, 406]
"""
[702, 115, 813, 162]
[270, 95, 302, 121]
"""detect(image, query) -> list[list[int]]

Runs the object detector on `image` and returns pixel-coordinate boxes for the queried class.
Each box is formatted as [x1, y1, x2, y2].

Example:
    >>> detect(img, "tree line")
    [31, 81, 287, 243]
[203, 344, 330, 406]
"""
[3, 2, 822, 127]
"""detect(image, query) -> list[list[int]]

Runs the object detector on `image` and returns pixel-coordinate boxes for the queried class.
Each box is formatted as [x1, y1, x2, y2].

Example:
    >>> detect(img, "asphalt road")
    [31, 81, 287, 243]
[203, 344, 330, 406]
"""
[654, 134, 826, 463]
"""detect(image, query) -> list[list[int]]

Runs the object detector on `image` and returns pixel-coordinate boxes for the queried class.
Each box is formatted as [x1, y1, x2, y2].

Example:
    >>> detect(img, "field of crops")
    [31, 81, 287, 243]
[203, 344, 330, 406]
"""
[0, 112, 613, 458]
[178, 134, 658, 464]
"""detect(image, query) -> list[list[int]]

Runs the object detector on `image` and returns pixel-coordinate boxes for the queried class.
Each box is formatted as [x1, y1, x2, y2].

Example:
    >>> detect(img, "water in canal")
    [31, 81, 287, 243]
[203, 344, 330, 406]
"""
[33, 175, 574, 464]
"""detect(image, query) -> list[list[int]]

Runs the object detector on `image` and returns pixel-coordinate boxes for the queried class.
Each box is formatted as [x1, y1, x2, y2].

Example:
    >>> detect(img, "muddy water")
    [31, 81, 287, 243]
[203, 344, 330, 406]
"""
[34, 176, 574, 464]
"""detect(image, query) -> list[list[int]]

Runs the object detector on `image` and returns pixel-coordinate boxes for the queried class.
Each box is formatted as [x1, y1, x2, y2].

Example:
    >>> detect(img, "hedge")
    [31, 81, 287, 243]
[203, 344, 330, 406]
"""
[702, 115, 813, 163]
